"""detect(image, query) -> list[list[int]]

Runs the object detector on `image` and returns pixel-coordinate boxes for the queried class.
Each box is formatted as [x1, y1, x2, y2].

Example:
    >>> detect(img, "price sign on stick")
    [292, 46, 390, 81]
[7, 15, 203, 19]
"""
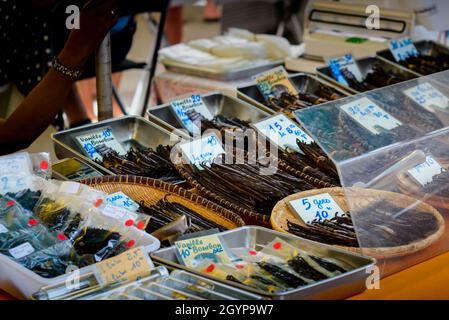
[340, 97, 402, 135]
[389, 37, 419, 62]
[94, 247, 154, 287]
[75, 127, 126, 161]
[288, 193, 345, 224]
[179, 133, 225, 168]
[170, 95, 213, 135]
[327, 54, 363, 86]
[408, 155, 444, 186]
[403, 83, 449, 112]
[253, 113, 314, 152]
[254, 66, 299, 100]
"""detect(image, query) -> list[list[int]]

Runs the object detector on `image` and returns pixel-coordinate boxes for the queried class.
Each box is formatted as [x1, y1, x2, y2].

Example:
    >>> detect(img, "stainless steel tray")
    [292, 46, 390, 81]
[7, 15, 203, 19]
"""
[316, 56, 417, 94]
[163, 60, 284, 81]
[376, 40, 449, 77]
[151, 226, 375, 300]
[52, 116, 190, 176]
[237, 73, 350, 115]
[147, 92, 271, 135]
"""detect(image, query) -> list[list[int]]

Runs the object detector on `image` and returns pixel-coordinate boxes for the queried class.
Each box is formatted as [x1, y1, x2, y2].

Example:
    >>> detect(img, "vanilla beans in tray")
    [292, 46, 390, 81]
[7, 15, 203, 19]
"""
[399, 53, 449, 75]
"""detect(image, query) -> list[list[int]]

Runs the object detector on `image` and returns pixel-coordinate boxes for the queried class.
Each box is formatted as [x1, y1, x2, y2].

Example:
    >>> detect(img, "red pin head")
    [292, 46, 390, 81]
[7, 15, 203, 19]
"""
[137, 221, 145, 230]
[126, 240, 135, 248]
[125, 219, 134, 227]
[6, 200, 15, 206]
[248, 250, 257, 256]
[94, 199, 104, 207]
[273, 242, 282, 250]
[205, 264, 215, 273]
[57, 233, 68, 241]
[40, 161, 49, 170]
[235, 264, 244, 269]
[28, 218, 38, 226]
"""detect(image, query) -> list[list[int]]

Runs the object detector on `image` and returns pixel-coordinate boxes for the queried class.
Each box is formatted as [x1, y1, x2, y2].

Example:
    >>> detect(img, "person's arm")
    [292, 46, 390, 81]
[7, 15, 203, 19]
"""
[0, 0, 118, 155]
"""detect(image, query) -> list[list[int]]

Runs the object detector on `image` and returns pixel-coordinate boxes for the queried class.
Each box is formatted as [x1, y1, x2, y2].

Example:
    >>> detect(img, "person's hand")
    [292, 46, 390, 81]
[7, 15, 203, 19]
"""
[58, 0, 118, 70]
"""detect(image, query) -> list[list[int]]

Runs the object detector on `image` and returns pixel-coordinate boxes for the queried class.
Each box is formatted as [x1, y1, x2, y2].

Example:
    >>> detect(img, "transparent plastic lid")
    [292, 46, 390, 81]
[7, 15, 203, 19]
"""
[295, 70, 449, 276]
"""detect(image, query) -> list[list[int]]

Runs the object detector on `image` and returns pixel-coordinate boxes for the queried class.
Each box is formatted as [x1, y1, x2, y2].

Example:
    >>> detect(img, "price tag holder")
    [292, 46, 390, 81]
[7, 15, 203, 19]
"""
[9, 242, 35, 259]
[253, 113, 314, 152]
[178, 133, 225, 168]
[170, 94, 213, 135]
[254, 66, 299, 100]
[174, 234, 232, 268]
[327, 54, 363, 86]
[0, 152, 33, 176]
[403, 83, 449, 112]
[408, 155, 444, 186]
[94, 247, 154, 287]
[340, 97, 402, 135]
[389, 37, 419, 62]
[75, 127, 126, 161]
[105, 192, 140, 212]
[288, 193, 345, 224]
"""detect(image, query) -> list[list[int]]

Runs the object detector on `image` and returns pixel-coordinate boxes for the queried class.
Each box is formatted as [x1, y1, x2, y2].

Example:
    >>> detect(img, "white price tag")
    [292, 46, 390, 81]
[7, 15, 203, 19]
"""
[289, 193, 345, 224]
[340, 97, 402, 135]
[170, 94, 213, 134]
[0, 224, 8, 234]
[9, 242, 35, 259]
[403, 83, 449, 112]
[105, 192, 140, 212]
[79, 186, 106, 203]
[389, 37, 419, 62]
[253, 114, 314, 152]
[179, 133, 225, 168]
[0, 153, 33, 176]
[75, 127, 126, 161]
[408, 156, 443, 186]
[0, 174, 32, 194]
[327, 54, 363, 86]
[102, 204, 138, 222]
[59, 181, 81, 195]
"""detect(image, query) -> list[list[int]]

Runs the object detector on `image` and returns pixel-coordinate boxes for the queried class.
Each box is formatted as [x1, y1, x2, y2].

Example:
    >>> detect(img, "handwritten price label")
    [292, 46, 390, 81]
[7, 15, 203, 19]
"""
[179, 133, 225, 168]
[175, 234, 231, 267]
[403, 83, 449, 112]
[75, 127, 126, 161]
[289, 193, 345, 224]
[408, 155, 444, 186]
[389, 37, 419, 62]
[9, 242, 35, 260]
[340, 97, 402, 135]
[94, 247, 154, 287]
[105, 192, 140, 212]
[254, 66, 299, 100]
[0, 153, 33, 176]
[0, 174, 33, 194]
[253, 113, 314, 152]
[101, 204, 139, 223]
[170, 95, 213, 135]
[327, 54, 363, 86]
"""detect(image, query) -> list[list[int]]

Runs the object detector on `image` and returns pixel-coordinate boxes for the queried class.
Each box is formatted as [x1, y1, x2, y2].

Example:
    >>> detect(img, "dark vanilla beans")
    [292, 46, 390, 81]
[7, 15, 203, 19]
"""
[399, 54, 449, 75]
[421, 170, 449, 196]
[96, 144, 183, 183]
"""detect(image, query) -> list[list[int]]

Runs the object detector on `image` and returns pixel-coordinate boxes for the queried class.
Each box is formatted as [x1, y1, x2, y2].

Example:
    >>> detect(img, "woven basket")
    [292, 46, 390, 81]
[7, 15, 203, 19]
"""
[396, 162, 449, 210]
[271, 187, 445, 259]
[80, 175, 245, 230]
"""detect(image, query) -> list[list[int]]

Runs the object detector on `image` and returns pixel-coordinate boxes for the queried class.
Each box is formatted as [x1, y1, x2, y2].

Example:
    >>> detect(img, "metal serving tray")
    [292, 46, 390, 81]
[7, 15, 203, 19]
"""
[151, 226, 375, 300]
[376, 40, 449, 77]
[316, 56, 417, 94]
[147, 92, 271, 135]
[52, 116, 190, 176]
[237, 73, 350, 115]
[163, 59, 284, 81]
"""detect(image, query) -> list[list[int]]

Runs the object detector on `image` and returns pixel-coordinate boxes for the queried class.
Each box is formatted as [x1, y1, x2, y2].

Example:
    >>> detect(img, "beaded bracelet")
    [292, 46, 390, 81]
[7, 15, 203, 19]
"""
[51, 57, 83, 79]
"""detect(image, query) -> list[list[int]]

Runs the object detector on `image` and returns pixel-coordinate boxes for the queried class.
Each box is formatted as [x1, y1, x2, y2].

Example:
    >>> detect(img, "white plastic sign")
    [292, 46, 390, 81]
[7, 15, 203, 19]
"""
[102, 204, 138, 223]
[0, 224, 8, 234]
[340, 97, 402, 135]
[9, 242, 35, 259]
[76, 127, 126, 161]
[59, 181, 81, 195]
[289, 193, 345, 224]
[253, 114, 314, 152]
[327, 54, 363, 86]
[179, 133, 225, 168]
[170, 94, 213, 135]
[403, 83, 449, 112]
[389, 37, 419, 62]
[0, 153, 33, 176]
[408, 155, 443, 186]
[105, 192, 140, 212]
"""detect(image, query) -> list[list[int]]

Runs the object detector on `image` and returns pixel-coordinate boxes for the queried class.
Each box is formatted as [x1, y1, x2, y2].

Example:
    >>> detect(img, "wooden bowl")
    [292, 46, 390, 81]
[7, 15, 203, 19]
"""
[271, 187, 445, 259]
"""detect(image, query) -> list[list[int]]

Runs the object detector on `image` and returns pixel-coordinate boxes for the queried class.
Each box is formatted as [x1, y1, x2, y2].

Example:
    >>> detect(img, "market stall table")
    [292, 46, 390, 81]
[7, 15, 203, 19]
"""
[1, 250, 449, 300]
